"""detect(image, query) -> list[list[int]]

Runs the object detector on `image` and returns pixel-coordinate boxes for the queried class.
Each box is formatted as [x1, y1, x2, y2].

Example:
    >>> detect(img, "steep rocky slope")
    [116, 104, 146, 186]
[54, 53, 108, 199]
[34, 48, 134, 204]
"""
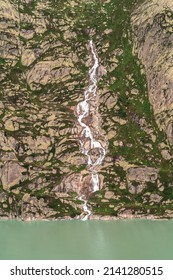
[0, 0, 173, 220]
[131, 0, 173, 144]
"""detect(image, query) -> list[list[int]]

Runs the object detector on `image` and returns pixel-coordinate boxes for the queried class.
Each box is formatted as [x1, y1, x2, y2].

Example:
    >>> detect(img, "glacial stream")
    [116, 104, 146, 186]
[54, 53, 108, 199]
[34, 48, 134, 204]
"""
[77, 40, 106, 220]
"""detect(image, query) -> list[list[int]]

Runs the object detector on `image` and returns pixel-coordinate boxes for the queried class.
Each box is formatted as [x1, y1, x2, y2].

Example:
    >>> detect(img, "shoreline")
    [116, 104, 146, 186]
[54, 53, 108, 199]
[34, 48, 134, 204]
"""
[0, 214, 172, 222]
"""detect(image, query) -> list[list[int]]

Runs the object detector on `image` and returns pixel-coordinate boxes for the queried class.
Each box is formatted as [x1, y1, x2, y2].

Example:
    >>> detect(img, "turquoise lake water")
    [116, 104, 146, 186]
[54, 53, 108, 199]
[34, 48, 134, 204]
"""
[0, 219, 173, 260]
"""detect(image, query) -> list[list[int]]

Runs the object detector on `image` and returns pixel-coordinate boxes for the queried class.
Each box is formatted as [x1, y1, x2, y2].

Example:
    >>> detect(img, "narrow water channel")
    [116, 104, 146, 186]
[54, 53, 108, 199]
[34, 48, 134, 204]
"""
[76, 40, 106, 218]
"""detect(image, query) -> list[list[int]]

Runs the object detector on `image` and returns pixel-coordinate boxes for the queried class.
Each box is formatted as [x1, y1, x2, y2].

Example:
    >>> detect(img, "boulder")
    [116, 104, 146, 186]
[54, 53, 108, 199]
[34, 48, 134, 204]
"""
[127, 167, 158, 182]
[0, 162, 26, 190]
[127, 167, 158, 194]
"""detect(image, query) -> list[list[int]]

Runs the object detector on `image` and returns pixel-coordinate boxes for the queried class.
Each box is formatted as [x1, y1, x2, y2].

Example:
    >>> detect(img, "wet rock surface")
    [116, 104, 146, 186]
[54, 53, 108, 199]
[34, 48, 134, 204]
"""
[0, 0, 173, 220]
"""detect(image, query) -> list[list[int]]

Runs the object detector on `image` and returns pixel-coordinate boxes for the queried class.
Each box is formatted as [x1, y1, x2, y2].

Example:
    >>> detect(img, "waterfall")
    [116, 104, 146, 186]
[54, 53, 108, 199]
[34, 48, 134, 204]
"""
[77, 40, 106, 220]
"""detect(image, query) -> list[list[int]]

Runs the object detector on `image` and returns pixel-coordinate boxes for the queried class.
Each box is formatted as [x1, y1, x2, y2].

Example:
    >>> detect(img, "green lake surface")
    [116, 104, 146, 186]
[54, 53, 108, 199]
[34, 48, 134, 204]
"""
[0, 219, 173, 260]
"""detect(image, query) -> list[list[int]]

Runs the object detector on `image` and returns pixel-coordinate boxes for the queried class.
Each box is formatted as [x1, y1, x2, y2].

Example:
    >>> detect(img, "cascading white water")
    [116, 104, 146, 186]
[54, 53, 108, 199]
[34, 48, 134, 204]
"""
[77, 40, 106, 220]
[79, 196, 91, 221]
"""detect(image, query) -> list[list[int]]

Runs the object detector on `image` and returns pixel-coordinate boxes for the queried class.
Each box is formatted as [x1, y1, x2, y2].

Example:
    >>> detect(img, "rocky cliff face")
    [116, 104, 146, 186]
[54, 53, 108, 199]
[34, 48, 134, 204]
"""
[131, 0, 173, 144]
[0, 0, 173, 220]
